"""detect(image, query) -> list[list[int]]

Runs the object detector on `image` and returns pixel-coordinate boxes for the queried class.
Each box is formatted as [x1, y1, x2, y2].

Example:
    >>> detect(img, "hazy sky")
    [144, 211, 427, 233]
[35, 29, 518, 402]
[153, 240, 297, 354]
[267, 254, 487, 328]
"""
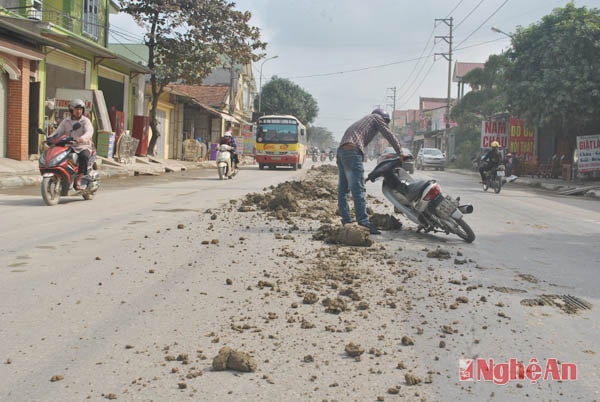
[110, 0, 597, 138]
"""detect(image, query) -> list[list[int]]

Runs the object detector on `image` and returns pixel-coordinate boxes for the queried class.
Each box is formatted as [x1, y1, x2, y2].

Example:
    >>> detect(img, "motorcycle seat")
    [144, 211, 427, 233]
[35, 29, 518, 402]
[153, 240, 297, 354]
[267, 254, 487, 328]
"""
[404, 180, 435, 202]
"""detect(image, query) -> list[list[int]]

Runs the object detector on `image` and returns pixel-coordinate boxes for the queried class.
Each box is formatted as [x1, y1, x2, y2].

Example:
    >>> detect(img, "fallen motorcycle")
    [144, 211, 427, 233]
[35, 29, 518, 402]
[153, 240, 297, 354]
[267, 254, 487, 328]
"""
[39, 133, 99, 206]
[366, 156, 475, 243]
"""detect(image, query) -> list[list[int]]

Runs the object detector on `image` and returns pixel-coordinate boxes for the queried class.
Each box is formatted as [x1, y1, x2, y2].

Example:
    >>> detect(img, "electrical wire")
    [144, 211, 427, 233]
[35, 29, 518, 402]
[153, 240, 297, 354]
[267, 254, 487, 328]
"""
[455, 0, 510, 49]
[455, 0, 485, 29]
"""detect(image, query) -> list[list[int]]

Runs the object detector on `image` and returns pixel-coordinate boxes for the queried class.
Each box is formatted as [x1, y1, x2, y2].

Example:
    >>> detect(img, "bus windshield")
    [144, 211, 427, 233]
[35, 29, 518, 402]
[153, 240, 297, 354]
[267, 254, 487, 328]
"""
[258, 123, 299, 144]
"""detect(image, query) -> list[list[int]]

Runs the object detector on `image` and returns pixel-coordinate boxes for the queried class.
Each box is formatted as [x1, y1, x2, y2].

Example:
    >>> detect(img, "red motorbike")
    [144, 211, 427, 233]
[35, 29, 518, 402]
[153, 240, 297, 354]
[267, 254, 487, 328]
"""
[38, 130, 99, 206]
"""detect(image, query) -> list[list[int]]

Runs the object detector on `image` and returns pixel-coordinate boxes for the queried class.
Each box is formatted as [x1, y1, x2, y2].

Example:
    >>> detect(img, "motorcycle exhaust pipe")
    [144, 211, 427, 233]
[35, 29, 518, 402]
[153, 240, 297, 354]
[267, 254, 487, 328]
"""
[458, 204, 474, 214]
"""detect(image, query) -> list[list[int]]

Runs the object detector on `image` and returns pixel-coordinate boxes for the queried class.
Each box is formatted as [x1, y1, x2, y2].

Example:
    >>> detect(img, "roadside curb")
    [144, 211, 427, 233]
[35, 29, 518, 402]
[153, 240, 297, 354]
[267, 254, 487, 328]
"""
[447, 168, 600, 200]
[0, 157, 220, 189]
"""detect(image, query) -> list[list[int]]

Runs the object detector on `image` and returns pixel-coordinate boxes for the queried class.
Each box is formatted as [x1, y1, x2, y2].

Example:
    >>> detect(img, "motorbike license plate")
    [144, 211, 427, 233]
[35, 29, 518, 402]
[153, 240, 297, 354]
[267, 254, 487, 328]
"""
[436, 198, 456, 219]
[497, 170, 505, 177]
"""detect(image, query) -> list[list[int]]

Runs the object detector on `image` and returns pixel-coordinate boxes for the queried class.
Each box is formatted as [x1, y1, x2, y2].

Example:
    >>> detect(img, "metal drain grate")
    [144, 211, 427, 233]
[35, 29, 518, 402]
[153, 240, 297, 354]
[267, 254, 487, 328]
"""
[521, 294, 592, 314]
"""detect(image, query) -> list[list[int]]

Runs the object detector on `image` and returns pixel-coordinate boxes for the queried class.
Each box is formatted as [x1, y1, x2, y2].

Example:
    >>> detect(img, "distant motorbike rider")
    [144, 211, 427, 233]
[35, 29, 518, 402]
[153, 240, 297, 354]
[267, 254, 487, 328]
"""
[220, 128, 239, 168]
[479, 141, 502, 183]
[50, 99, 94, 189]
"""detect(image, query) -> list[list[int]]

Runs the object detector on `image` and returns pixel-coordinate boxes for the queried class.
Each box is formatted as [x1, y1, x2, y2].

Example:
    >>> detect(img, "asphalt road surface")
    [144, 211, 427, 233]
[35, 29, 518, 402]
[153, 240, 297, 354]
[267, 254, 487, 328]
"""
[1, 161, 598, 401]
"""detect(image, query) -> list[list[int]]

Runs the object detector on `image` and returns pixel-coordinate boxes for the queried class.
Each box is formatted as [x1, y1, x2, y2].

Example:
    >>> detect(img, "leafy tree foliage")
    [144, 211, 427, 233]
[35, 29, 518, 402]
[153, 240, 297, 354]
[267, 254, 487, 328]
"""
[119, 0, 266, 154]
[450, 54, 511, 168]
[307, 126, 335, 150]
[504, 3, 600, 136]
[256, 77, 318, 125]
[451, 54, 510, 123]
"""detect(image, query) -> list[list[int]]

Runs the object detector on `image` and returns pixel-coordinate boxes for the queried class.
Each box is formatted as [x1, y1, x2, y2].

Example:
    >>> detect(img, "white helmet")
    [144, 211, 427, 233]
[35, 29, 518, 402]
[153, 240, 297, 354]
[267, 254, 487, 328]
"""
[69, 99, 85, 112]
[224, 132, 232, 137]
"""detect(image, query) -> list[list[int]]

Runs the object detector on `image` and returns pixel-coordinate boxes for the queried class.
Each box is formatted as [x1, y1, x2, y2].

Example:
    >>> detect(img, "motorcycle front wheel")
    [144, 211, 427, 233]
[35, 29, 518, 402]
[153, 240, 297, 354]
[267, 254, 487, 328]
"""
[494, 177, 502, 194]
[218, 165, 227, 180]
[451, 217, 476, 243]
[41, 176, 62, 206]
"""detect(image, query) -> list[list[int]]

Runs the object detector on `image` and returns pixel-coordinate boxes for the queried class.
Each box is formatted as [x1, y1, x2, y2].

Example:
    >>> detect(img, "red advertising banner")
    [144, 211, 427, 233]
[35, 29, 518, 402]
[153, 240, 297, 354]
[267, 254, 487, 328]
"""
[576, 134, 600, 173]
[481, 120, 509, 148]
[509, 118, 535, 160]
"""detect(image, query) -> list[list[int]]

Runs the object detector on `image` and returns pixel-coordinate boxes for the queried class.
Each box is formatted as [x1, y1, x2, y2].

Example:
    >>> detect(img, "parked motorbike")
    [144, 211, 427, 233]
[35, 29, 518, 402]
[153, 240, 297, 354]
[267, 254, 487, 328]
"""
[312, 151, 319, 162]
[320, 151, 327, 162]
[329, 150, 335, 161]
[39, 133, 99, 206]
[366, 157, 475, 243]
[482, 164, 505, 194]
[216, 144, 238, 180]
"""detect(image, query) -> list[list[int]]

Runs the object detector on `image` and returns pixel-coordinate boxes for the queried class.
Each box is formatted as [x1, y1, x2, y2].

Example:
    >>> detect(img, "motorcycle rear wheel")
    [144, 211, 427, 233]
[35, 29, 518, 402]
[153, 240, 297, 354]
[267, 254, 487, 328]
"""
[41, 176, 62, 206]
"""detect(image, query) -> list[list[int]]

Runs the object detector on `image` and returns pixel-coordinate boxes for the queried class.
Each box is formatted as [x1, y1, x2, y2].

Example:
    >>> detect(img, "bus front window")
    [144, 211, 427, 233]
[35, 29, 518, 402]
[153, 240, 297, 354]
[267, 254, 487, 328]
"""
[258, 124, 299, 144]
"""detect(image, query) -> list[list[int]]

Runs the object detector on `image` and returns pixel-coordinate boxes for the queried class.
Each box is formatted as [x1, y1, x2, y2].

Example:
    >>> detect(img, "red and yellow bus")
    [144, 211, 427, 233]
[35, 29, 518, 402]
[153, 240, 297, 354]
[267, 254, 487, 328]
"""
[255, 115, 307, 170]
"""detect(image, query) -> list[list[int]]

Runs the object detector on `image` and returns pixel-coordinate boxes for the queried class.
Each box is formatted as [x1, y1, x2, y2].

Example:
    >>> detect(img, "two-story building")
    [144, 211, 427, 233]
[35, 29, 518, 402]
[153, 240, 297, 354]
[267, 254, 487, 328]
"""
[110, 44, 256, 161]
[0, 0, 150, 161]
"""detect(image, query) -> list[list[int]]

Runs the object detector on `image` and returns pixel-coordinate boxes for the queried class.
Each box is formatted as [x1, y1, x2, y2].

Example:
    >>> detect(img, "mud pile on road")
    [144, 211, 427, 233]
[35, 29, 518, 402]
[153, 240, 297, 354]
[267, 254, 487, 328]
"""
[241, 164, 401, 246]
[88, 164, 580, 402]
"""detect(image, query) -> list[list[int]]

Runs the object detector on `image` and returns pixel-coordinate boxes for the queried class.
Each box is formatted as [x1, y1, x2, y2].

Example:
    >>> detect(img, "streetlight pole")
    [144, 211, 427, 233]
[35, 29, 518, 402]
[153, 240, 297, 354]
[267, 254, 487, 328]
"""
[491, 26, 513, 38]
[258, 55, 278, 113]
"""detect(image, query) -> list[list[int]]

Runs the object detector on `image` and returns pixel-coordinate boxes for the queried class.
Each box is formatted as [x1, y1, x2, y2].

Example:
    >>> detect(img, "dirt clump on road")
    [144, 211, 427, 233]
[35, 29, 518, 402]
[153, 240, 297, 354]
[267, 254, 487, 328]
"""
[67, 164, 579, 402]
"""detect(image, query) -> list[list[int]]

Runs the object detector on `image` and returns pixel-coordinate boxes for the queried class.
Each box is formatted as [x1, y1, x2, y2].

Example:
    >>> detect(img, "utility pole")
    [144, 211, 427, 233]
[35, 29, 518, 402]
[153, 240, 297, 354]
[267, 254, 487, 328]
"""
[435, 17, 453, 156]
[386, 86, 397, 131]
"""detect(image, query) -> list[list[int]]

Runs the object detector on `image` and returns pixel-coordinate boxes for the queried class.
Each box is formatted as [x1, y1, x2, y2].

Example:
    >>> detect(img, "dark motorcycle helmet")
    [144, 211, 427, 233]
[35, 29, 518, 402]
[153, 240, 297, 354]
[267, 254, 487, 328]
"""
[371, 108, 391, 124]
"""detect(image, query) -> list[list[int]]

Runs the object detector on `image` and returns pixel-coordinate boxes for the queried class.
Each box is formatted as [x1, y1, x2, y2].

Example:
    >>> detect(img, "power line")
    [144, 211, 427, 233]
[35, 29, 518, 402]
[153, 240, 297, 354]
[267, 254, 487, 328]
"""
[455, 0, 485, 29]
[446, 0, 465, 19]
[455, 0, 510, 49]
[287, 56, 428, 80]
[398, 60, 437, 109]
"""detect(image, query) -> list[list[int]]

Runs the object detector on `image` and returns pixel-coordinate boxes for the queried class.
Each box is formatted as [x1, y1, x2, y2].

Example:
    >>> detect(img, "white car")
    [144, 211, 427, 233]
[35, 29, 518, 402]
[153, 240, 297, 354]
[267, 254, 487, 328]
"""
[416, 148, 446, 171]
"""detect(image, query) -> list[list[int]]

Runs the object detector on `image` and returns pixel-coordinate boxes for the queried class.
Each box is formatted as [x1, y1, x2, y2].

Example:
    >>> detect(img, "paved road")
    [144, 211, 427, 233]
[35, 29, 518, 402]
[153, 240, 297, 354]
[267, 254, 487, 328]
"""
[1, 162, 598, 401]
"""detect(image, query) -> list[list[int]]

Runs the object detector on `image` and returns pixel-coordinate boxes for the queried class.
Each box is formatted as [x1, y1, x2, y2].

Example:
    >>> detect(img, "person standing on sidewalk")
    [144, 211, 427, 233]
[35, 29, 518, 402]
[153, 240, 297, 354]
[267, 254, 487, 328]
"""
[337, 108, 403, 234]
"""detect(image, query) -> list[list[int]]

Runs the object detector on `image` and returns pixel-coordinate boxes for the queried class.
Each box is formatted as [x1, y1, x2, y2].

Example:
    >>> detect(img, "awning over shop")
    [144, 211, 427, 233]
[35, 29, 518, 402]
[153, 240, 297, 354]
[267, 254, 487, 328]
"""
[0, 16, 63, 58]
[0, 16, 151, 75]
[177, 94, 239, 124]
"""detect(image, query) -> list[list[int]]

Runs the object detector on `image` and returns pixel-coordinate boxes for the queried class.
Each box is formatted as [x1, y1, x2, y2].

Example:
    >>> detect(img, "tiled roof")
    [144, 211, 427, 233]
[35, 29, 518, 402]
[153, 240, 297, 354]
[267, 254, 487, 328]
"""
[453, 61, 485, 82]
[169, 84, 229, 108]
[420, 97, 452, 111]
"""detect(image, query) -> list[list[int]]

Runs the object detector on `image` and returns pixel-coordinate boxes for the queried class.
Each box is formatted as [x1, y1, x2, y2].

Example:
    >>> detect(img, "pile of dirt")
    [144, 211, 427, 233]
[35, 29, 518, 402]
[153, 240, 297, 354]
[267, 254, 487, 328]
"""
[242, 165, 403, 245]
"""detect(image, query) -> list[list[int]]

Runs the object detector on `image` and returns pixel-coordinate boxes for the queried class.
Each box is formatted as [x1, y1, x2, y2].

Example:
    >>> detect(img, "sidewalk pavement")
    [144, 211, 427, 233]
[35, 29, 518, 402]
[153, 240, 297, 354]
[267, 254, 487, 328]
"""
[1, 157, 599, 199]
[0, 156, 216, 189]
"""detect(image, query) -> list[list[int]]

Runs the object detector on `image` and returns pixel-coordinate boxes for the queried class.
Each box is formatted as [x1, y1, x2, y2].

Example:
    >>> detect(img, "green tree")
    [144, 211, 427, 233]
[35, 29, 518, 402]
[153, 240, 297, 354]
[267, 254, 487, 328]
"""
[119, 0, 266, 154]
[256, 77, 319, 125]
[504, 3, 600, 137]
[450, 54, 510, 168]
[307, 126, 335, 149]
